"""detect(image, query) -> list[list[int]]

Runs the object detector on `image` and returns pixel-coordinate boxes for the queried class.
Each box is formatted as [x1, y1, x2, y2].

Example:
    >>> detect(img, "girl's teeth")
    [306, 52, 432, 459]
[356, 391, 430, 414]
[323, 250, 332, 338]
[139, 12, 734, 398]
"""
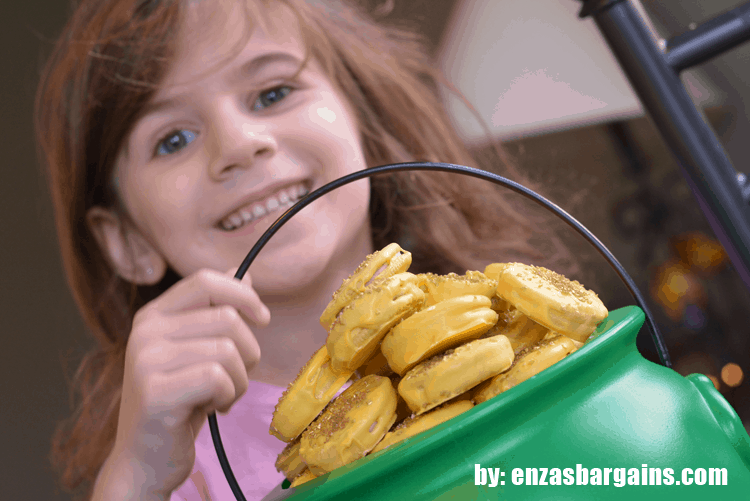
[253, 205, 267, 218]
[229, 214, 243, 227]
[220, 182, 309, 231]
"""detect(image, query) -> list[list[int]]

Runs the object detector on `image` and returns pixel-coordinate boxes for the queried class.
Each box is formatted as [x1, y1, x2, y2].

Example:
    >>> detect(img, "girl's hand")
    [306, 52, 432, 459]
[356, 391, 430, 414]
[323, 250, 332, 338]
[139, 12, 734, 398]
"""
[100, 268, 269, 499]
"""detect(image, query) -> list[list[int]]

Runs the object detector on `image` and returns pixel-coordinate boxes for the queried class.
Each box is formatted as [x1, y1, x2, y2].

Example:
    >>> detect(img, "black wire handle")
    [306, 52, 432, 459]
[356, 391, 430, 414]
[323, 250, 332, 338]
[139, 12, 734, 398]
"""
[209, 161, 672, 501]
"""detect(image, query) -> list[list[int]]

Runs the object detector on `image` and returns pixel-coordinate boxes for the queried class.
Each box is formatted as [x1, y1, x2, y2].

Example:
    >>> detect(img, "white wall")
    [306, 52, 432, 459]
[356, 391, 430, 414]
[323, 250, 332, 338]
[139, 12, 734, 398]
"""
[437, 0, 730, 143]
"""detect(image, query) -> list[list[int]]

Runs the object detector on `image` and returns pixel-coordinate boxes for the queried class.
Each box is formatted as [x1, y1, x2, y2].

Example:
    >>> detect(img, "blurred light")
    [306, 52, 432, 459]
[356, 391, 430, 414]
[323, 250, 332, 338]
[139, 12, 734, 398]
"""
[721, 363, 744, 387]
[671, 232, 727, 276]
[682, 304, 706, 331]
[673, 351, 716, 378]
[665, 271, 689, 296]
[707, 374, 721, 390]
[650, 260, 706, 323]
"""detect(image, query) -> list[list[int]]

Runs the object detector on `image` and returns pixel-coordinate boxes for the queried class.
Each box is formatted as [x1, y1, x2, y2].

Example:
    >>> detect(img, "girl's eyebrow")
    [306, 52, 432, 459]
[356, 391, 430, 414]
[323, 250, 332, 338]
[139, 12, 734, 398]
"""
[139, 52, 303, 119]
[227, 51, 303, 85]
[139, 96, 182, 118]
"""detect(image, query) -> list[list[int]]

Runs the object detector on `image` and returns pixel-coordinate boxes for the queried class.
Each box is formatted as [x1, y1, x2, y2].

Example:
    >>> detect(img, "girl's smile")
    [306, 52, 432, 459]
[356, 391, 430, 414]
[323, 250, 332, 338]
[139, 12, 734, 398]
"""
[215, 180, 309, 232]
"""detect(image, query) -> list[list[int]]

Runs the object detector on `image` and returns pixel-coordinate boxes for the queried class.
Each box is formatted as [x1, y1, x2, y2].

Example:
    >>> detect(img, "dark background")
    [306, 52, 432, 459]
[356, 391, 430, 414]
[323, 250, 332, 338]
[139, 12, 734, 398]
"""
[3, 1, 748, 499]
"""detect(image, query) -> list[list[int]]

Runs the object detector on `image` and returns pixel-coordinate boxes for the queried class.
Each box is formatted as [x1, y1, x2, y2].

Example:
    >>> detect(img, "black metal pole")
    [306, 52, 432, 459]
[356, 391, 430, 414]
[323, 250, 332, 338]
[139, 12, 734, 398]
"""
[578, 0, 750, 292]
[665, 2, 750, 72]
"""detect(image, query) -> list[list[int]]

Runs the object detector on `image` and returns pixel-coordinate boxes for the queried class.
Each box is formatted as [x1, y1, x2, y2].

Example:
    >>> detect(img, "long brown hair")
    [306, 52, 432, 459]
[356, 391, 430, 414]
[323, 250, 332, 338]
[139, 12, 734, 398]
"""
[35, 0, 574, 497]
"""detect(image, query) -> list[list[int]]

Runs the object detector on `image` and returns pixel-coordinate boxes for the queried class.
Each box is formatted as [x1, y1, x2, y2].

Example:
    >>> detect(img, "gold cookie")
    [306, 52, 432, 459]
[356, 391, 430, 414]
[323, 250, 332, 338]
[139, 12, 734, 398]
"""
[300, 375, 398, 475]
[270, 346, 354, 442]
[327, 272, 424, 375]
[398, 335, 514, 414]
[275, 437, 306, 481]
[483, 308, 549, 354]
[544, 330, 584, 348]
[381, 295, 498, 376]
[290, 468, 318, 488]
[493, 263, 607, 342]
[371, 400, 473, 454]
[320, 243, 412, 330]
[474, 335, 578, 404]
[417, 271, 497, 307]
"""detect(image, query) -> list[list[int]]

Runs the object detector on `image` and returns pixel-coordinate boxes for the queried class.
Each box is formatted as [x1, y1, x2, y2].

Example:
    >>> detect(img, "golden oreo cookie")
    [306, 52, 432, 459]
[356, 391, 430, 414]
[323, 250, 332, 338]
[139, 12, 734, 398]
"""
[398, 335, 514, 414]
[270, 346, 353, 442]
[320, 243, 412, 330]
[300, 375, 398, 475]
[275, 437, 306, 481]
[544, 330, 584, 348]
[474, 335, 578, 404]
[482, 262, 510, 284]
[493, 263, 608, 342]
[371, 400, 473, 454]
[483, 308, 549, 354]
[327, 272, 424, 375]
[290, 468, 318, 488]
[381, 295, 498, 376]
[417, 271, 497, 307]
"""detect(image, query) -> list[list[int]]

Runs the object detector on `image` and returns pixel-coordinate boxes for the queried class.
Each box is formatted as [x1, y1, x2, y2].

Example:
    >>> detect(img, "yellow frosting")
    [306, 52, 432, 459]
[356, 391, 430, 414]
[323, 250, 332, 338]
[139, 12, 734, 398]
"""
[398, 335, 514, 414]
[270, 346, 353, 442]
[320, 243, 412, 330]
[417, 271, 497, 307]
[482, 262, 510, 282]
[483, 308, 549, 354]
[493, 263, 608, 342]
[381, 295, 498, 376]
[300, 375, 398, 475]
[275, 437, 306, 481]
[371, 400, 474, 454]
[474, 335, 578, 404]
[327, 272, 424, 375]
[290, 468, 318, 488]
[544, 330, 584, 348]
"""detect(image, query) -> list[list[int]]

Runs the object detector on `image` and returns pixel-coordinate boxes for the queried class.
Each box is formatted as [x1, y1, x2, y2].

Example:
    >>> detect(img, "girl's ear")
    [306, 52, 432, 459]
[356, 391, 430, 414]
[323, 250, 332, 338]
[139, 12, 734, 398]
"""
[86, 206, 167, 285]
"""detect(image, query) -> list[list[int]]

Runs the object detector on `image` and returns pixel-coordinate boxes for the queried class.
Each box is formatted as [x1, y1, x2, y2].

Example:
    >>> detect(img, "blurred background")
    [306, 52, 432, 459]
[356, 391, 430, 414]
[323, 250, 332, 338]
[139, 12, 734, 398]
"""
[2, 0, 748, 498]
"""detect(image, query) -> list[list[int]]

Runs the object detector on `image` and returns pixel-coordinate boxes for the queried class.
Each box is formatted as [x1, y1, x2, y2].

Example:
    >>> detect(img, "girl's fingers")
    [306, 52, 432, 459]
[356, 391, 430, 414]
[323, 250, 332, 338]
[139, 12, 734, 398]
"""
[146, 269, 271, 327]
[147, 307, 262, 370]
[141, 337, 250, 399]
[225, 266, 268, 328]
[151, 362, 239, 418]
[226, 266, 249, 284]
[189, 411, 208, 441]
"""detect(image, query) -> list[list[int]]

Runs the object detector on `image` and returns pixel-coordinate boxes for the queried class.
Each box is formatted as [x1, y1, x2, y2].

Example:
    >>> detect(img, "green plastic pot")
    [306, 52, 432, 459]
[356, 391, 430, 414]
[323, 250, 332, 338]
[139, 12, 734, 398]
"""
[262, 305, 750, 500]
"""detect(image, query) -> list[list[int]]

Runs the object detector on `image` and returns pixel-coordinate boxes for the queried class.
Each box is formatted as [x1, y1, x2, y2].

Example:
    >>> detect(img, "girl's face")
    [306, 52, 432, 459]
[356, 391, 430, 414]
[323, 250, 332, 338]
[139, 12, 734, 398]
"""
[107, 2, 371, 295]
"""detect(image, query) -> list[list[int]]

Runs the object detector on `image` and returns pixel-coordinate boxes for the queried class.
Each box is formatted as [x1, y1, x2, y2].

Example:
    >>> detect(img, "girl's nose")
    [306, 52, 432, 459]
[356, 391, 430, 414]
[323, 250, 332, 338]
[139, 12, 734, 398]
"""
[207, 105, 277, 181]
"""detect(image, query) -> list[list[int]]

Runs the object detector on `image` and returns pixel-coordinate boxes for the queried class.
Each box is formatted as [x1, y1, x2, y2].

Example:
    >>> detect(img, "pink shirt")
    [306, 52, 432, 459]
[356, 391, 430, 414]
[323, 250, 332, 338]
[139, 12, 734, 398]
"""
[173, 381, 287, 501]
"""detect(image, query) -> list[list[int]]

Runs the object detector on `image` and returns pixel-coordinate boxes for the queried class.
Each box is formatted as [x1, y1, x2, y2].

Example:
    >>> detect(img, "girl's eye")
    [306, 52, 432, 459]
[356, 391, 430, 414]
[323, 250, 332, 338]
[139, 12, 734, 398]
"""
[252, 85, 292, 111]
[155, 129, 197, 156]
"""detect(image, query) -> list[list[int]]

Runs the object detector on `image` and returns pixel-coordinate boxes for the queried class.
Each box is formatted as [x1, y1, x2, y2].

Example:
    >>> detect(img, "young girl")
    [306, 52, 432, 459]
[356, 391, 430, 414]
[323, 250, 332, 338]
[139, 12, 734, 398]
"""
[35, 0, 574, 499]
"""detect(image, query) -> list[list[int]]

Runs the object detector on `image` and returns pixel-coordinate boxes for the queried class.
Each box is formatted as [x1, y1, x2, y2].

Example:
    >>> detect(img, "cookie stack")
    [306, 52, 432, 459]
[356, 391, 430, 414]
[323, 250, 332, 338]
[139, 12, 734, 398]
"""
[270, 244, 608, 487]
